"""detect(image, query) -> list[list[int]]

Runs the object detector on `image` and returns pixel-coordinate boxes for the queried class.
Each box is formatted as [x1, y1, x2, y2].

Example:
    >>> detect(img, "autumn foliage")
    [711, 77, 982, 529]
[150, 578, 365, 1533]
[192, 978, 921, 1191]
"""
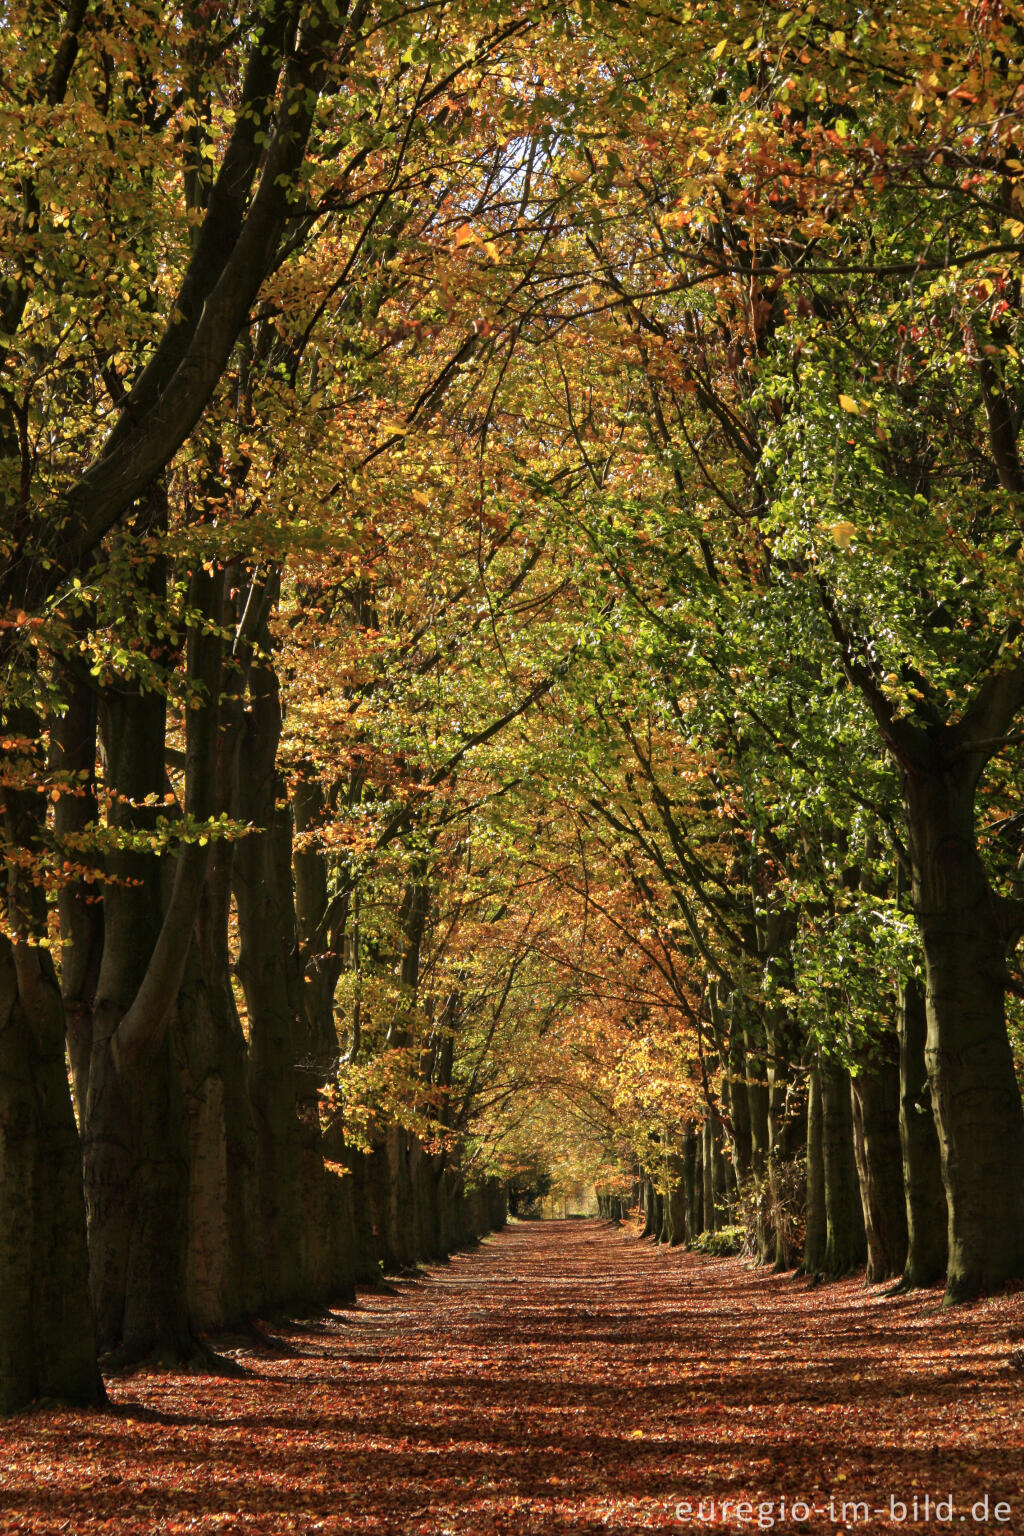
[2, 0, 1024, 1449]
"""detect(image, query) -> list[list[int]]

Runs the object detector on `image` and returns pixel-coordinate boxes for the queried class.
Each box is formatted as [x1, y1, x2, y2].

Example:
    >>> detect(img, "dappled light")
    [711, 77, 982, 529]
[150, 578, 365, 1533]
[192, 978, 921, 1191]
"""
[5, 1224, 1023, 1533]
[3, 0, 1024, 1522]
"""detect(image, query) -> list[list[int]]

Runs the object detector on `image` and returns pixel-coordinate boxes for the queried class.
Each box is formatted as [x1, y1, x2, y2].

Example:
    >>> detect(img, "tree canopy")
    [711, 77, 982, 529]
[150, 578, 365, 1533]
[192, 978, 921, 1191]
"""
[3, 0, 1024, 1413]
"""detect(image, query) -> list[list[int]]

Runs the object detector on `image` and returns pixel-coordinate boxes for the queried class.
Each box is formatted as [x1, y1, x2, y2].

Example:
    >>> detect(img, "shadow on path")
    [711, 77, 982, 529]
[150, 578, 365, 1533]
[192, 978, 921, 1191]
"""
[4, 1220, 1023, 1533]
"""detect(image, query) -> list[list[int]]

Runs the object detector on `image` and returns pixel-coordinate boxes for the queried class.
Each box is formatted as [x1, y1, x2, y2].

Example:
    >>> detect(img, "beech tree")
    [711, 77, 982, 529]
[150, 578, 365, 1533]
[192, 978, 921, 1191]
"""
[0, 0, 550, 1409]
[4, 0, 1024, 1422]
[525, 0, 1024, 1302]
[3, 0, 357, 1411]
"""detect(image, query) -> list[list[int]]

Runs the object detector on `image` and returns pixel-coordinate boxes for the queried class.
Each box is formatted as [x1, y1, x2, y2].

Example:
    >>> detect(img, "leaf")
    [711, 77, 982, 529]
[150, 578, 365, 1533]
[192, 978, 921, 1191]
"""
[711, 38, 728, 59]
[838, 394, 860, 414]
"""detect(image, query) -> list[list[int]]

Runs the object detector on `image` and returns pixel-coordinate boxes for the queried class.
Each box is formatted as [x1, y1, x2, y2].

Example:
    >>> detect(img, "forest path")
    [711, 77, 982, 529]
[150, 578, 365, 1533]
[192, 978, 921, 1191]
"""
[4, 1220, 1023, 1534]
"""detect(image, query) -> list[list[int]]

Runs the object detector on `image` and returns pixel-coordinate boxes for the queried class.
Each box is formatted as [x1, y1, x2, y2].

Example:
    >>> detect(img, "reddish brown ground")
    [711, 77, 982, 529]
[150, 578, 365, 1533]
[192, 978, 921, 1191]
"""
[3, 1220, 1023, 1533]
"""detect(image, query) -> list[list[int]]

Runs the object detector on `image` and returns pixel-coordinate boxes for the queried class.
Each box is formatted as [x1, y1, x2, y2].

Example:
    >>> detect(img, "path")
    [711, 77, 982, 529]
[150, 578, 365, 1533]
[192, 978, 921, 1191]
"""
[4, 1221, 1023, 1533]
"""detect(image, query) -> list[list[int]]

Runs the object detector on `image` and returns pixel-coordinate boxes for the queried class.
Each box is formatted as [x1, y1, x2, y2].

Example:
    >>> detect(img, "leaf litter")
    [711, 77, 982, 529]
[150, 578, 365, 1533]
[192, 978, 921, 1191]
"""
[3, 1221, 1022, 1533]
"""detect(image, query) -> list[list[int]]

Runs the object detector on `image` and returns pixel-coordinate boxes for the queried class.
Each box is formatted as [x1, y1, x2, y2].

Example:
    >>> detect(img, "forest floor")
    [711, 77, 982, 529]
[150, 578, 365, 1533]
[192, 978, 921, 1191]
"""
[4, 1220, 1024, 1534]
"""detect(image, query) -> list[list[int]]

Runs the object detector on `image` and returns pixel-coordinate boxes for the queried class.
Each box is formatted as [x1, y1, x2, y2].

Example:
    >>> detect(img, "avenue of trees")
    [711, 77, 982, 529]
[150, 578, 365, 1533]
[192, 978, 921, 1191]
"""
[3, 0, 1024, 1415]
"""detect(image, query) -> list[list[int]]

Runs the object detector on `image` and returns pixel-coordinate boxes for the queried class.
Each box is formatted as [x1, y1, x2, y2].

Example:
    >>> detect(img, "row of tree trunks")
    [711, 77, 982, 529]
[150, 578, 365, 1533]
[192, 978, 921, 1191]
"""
[806, 1054, 895, 1282]
[801, 995, 947, 1292]
[596, 1192, 627, 1219]
[359, 1118, 506, 1273]
[639, 1116, 732, 1247]
[2, 547, 510, 1415]
[642, 998, 948, 1295]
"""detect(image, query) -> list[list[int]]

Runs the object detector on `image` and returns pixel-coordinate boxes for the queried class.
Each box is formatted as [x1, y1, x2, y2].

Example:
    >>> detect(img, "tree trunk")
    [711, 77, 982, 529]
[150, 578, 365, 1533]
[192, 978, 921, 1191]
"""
[173, 569, 267, 1333]
[767, 1016, 805, 1271]
[339, 1143, 381, 1283]
[802, 1064, 827, 1276]
[0, 937, 103, 1411]
[292, 770, 357, 1301]
[410, 1138, 443, 1261]
[701, 1121, 716, 1235]
[233, 656, 314, 1312]
[654, 1187, 666, 1242]
[51, 671, 103, 1124]
[745, 1024, 773, 1264]
[711, 1122, 729, 1226]
[681, 1122, 698, 1244]
[177, 858, 265, 1332]
[292, 771, 343, 1067]
[692, 1137, 705, 1236]
[723, 1029, 753, 1186]
[384, 1123, 416, 1269]
[898, 977, 948, 1288]
[665, 1155, 687, 1246]
[83, 674, 197, 1361]
[851, 1056, 908, 1285]
[0, 694, 106, 1409]
[366, 1135, 401, 1270]
[640, 1175, 658, 1237]
[820, 1058, 866, 1276]
[903, 755, 1024, 1301]
[438, 1166, 459, 1253]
